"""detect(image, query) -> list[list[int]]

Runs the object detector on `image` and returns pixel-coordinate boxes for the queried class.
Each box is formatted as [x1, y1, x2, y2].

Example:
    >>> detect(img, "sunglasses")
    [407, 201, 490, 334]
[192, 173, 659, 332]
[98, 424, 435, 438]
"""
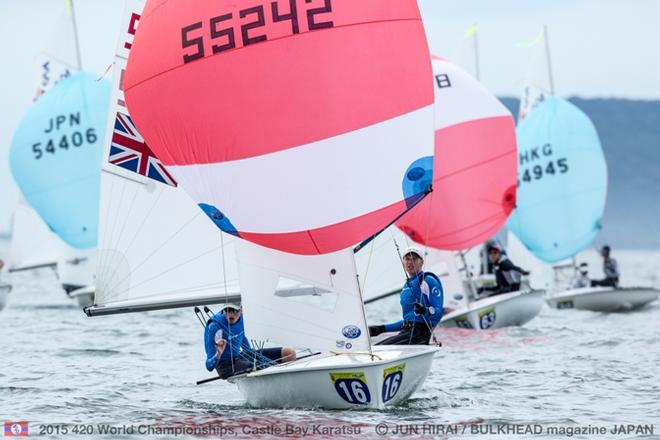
[224, 308, 240, 314]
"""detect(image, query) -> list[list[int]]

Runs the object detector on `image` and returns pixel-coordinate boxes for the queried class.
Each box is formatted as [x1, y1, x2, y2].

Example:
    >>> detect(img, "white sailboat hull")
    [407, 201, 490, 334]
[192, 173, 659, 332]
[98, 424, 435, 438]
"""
[546, 287, 659, 312]
[440, 289, 545, 330]
[231, 345, 437, 409]
[69, 285, 95, 308]
[0, 283, 11, 311]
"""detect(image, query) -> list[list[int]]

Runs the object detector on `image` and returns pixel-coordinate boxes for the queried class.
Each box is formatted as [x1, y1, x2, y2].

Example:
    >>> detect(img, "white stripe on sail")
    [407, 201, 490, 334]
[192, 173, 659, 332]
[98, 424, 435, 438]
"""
[168, 104, 434, 233]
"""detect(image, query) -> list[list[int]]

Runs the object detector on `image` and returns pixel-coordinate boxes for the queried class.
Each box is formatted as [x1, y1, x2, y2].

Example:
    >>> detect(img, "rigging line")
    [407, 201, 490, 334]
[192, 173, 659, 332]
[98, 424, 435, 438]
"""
[102, 184, 163, 298]
[350, 250, 373, 357]
[220, 230, 230, 305]
[358, 237, 376, 296]
[108, 245, 236, 300]
[104, 203, 198, 295]
[392, 233, 411, 287]
[97, 172, 120, 294]
[353, 186, 433, 254]
[100, 183, 141, 297]
[99, 180, 129, 293]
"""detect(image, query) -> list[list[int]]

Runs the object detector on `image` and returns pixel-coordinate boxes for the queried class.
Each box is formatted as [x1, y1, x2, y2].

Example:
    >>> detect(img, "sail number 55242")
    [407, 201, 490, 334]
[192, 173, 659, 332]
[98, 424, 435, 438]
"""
[181, 0, 334, 64]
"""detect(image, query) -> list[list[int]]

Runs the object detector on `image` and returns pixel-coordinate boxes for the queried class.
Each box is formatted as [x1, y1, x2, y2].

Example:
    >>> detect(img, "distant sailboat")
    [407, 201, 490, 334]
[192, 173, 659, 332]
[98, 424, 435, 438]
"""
[9, 72, 111, 308]
[510, 26, 658, 311]
[364, 53, 544, 330]
[88, 0, 439, 409]
[7, 0, 101, 304]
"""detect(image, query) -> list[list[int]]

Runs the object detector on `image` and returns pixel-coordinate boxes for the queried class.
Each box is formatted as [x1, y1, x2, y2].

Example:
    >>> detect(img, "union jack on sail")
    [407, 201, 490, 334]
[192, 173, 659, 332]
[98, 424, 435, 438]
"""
[109, 112, 176, 186]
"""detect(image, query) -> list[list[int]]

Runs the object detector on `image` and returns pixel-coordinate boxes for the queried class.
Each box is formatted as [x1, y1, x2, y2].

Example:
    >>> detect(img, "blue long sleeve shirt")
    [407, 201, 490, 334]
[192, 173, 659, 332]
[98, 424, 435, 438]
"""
[383, 272, 444, 332]
[204, 313, 251, 372]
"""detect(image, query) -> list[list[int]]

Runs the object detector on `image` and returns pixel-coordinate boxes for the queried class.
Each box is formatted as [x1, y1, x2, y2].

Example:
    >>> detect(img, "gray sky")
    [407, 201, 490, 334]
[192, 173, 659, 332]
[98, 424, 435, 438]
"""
[1, 0, 659, 233]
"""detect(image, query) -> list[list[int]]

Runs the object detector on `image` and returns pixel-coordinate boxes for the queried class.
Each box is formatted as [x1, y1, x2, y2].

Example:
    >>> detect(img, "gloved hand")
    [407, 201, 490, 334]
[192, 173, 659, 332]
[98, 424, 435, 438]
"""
[414, 302, 427, 315]
[368, 325, 386, 337]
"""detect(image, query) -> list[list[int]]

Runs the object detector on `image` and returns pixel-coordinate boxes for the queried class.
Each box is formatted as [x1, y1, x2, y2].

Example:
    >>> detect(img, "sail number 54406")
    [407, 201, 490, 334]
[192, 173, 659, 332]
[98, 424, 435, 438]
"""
[181, 0, 334, 64]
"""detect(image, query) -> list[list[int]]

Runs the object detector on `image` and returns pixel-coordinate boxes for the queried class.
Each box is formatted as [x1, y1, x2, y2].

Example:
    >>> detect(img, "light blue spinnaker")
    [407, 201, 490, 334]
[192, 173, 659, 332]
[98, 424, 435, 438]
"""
[9, 72, 111, 249]
[507, 97, 607, 263]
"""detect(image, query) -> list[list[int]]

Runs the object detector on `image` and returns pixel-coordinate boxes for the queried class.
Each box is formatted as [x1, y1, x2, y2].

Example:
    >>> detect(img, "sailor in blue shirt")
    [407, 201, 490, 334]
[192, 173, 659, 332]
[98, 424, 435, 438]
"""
[369, 246, 444, 345]
[204, 304, 296, 379]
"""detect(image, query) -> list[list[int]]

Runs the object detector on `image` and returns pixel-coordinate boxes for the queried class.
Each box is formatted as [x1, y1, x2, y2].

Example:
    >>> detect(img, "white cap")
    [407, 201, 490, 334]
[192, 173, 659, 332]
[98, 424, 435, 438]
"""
[403, 246, 424, 260]
[220, 303, 241, 312]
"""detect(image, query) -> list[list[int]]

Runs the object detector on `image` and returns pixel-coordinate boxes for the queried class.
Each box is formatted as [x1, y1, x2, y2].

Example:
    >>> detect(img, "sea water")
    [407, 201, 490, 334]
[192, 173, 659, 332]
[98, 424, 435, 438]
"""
[0, 244, 658, 440]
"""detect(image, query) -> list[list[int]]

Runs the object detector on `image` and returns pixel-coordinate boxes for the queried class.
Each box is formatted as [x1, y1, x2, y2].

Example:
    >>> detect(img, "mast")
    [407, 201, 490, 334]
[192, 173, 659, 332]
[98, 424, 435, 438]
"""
[543, 25, 555, 95]
[69, 0, 83, 71]
[473, 23, 480, 81]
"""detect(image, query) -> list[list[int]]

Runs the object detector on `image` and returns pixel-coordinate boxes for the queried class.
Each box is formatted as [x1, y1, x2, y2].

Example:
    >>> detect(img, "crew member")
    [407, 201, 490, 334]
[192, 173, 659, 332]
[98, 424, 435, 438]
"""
[480, 243, 529, 295]
[204, 304, 296, 379]
[368, 247, 444, 345]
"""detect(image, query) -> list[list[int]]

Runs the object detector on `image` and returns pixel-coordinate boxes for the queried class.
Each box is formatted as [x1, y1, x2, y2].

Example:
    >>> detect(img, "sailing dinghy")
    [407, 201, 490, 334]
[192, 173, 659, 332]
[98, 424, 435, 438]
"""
[511, 27, 658, 312]
[8, 0, 102, 305]
[87, 0, 438, 409]
[392, 55, 544, 329]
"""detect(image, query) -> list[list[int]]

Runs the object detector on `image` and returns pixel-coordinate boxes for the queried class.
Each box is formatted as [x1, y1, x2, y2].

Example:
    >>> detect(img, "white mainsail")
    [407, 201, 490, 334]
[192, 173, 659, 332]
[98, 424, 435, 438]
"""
[32, 0, 81, 101]
[518, 26, 555, 122]
[90, 0, 240, 315]
[8, 197, 61, 271]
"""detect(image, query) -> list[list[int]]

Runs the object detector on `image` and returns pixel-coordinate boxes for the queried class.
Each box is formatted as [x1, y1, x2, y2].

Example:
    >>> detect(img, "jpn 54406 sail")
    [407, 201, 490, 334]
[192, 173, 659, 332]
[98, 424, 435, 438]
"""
[9, 73, 111, 250]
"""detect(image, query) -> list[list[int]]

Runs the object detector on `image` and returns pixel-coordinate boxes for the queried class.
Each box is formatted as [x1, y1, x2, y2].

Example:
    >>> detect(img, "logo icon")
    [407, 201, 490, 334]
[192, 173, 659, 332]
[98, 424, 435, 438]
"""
[4, 422, 29, 437]
[341, 325, 362, 339]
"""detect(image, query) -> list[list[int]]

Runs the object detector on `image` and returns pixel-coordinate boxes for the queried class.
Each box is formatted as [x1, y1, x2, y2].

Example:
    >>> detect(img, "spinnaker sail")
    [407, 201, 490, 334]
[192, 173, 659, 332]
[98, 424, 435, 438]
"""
[123, 0, 435, 255]
[396, 56, 517, 250]
[9, 72, 111, 250]
[506, 97, 607, 263]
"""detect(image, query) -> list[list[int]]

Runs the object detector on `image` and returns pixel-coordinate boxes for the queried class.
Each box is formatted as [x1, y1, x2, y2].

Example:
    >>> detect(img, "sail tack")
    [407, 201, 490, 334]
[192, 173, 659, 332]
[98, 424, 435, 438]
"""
[507, 97, 607, 263]
[396, 56, 517, 250]
[9, 73, 111, 249]
[123, 0, 435, 255]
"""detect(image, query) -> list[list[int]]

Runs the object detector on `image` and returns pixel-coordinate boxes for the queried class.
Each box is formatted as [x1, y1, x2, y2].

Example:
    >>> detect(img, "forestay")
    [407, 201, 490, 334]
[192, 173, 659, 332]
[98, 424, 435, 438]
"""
[9, 73, 111, 250]
[124, 0, 435, 255]
[90, 0, 241, 316]
[397, 56, 517, 250]
[506, 97, 607, 263]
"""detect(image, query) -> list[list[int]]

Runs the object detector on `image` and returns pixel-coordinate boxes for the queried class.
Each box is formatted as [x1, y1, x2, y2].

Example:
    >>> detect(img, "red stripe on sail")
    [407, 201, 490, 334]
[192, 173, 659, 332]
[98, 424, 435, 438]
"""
[397, 116, 517, 250]
[241, 199, 410, 255]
